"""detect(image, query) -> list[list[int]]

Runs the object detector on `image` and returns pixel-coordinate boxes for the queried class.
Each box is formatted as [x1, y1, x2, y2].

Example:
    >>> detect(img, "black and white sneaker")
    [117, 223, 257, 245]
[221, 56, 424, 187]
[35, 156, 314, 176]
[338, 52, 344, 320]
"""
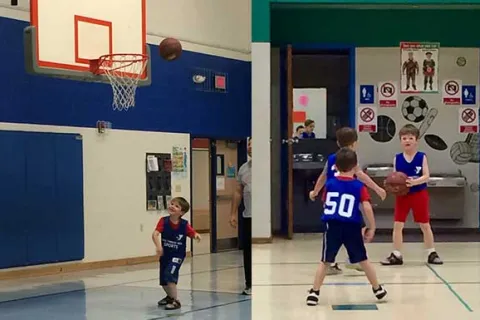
[380, 253, 403, 266]
[242, 287, 252, 295]
[306, 289, 319, 306]
[373, 285, 387, 300]
[165, 299, 181, 310]
[427, 252, 443, 265]
[157, 296, 174, 306]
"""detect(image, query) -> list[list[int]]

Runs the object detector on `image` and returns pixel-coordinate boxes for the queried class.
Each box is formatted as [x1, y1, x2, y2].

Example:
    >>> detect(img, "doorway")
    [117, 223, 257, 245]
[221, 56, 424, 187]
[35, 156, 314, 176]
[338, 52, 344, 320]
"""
[191, 138, 211, 255]
[213, 140, 239, 252]
[191, 138, 246, 254]
[278, 46, 355, 236]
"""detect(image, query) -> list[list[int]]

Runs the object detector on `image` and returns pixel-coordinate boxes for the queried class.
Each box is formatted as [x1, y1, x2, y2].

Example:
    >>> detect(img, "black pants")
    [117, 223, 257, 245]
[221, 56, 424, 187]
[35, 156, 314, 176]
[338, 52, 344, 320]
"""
[242, 217, 252, 288]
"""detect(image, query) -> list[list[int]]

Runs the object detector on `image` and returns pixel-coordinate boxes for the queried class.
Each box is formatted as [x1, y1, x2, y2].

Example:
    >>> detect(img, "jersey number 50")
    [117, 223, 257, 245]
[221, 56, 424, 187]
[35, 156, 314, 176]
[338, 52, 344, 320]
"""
[324, 192, 355, 218]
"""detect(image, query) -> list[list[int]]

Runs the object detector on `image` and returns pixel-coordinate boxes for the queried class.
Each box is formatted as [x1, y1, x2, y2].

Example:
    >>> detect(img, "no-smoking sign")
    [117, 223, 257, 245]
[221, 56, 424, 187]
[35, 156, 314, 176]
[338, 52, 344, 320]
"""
[378, 81, 398, 107]
[458, 107, 479, 133]
[358, 106, 377, 133]
[443, 79, 462, 105]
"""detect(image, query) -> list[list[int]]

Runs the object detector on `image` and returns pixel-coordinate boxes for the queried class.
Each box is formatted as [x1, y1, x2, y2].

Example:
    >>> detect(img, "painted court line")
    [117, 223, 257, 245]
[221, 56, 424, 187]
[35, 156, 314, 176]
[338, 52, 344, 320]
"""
[254, 260, 480, 265]
[425, 264, 473, 312]
[254, 281, 480, 287]
[147, 299, 250, 320]
[0, 266, 242, 304]
[332, 304, 378, 311]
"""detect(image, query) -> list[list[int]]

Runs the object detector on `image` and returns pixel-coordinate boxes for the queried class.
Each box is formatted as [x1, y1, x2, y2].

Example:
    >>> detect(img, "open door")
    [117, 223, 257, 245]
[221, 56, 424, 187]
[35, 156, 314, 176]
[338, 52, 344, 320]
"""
[191, 138, 212, 255]
[286, 45, 294, 239]
[212, 140, 239, 251]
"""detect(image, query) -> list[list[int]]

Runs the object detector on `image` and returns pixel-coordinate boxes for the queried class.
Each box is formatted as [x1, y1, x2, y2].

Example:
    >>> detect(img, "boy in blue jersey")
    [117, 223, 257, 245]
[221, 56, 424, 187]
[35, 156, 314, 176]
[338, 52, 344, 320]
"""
[306, 148, 387, 306]
[152, 197, 202, 310]
[381, 124, 442, 266]
[309, 127, 386, 273]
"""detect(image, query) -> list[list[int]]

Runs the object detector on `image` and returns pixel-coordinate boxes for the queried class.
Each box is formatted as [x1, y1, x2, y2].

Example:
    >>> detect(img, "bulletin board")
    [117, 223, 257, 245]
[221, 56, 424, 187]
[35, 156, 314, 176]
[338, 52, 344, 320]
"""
[145, 153, 172, 211]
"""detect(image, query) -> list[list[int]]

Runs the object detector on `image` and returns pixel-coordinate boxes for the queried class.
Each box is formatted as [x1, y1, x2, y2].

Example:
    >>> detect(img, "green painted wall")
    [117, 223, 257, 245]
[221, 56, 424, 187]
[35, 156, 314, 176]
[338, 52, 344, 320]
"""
[271, 8, 480, 47]
[252, 0, 270, 42]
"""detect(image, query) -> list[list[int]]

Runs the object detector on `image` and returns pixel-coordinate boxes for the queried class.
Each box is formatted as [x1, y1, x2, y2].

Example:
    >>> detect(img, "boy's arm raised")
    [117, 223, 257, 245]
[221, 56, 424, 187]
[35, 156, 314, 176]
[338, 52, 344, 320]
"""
[310, 160, 328, 200]
[355, 165, 386, 200]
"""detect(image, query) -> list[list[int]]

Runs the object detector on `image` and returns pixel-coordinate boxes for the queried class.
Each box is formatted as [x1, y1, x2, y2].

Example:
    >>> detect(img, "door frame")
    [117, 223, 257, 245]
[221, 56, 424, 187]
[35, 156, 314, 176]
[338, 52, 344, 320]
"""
[191, 136, 248, 254]
[278, 43, 356, 237]
[211, 138, 248, 253]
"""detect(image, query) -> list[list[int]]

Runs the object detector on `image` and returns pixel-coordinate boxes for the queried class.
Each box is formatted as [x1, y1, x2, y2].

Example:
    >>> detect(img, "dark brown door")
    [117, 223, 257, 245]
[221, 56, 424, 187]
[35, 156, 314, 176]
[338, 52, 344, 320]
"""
[287, 45, 294, 239]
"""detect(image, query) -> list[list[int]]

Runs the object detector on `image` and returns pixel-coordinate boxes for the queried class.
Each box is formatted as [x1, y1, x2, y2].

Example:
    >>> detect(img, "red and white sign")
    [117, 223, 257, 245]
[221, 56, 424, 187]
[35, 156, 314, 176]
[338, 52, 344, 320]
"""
[443, 79, 462, 105]
[358, 106, 377, 133]
[378, 81, 398, 107]
[458, 107, 479, 133]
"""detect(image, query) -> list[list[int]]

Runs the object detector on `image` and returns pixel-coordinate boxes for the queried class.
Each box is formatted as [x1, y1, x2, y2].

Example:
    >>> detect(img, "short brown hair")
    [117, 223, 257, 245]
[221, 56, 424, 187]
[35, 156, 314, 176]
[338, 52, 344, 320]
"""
[399, 124, 419, 139]
[172, 197, 190, 214]
[335, 147, 358, 173]
[336, 127, 358, 147]
[304, 119, 315, 126]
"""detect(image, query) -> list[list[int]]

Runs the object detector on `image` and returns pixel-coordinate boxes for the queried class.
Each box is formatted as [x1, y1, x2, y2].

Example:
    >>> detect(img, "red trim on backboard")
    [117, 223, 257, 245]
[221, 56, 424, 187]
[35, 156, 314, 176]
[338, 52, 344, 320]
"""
[141, 0, 147, 79]
[74, 15, 113, 65]
[29, 0, 148, 78]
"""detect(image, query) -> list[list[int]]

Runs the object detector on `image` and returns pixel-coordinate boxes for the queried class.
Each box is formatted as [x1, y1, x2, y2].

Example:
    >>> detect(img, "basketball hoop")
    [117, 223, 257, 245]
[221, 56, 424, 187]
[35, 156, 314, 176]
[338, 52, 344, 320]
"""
[90, 54, 148, 111]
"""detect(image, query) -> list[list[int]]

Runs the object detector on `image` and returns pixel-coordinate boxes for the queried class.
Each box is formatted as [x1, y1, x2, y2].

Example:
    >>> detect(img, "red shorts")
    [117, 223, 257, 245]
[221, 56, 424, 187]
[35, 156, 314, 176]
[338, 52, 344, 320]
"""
[394, 189, 430, 223]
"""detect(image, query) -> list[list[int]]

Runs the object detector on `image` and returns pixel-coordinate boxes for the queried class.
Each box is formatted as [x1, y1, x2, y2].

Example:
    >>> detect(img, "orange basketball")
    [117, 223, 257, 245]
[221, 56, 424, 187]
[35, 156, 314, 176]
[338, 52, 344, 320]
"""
[384, 172, 409, 195]
[159, 38, 182, 61]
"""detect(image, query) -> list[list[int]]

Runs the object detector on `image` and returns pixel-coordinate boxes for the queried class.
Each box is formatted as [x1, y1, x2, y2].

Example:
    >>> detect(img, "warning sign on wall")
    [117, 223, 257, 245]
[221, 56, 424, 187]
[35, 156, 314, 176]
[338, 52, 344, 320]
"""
[358, 106, 377, 133]
[458, 107, 479, 133]
[378, 81, 398, 107]
[443, 79, 462, 105]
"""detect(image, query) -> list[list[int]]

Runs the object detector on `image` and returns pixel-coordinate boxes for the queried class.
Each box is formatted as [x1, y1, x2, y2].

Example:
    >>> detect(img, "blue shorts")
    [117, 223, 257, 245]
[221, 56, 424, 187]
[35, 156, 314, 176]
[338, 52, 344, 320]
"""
[321, 220, 368, 264]
[320, 216, 366, 232]
[159, 255, 184, 285]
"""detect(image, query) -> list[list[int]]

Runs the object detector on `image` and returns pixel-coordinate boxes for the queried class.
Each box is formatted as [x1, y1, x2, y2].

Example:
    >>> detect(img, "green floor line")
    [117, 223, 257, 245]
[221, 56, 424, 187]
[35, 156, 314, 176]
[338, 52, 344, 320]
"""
[426, 264, 473, 312]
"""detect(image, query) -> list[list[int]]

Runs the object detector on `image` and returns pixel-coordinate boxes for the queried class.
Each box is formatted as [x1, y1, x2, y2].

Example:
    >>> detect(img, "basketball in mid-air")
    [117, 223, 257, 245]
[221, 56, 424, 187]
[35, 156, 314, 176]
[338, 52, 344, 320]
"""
[159, 38, 182, 61]
[384, 172, 409, 195]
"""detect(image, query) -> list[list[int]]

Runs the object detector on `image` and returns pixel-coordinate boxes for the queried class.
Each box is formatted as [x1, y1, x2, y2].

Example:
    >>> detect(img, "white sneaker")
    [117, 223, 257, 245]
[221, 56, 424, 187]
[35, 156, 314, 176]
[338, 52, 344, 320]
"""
[242, 287, 251, 295]
[345, 261, 364, 272]
[326, 263, 343, 275]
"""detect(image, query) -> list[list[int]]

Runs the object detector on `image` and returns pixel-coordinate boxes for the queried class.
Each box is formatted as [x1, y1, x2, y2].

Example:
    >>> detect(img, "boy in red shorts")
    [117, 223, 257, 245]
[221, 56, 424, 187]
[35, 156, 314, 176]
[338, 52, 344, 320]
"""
[381, 124, 442, 266]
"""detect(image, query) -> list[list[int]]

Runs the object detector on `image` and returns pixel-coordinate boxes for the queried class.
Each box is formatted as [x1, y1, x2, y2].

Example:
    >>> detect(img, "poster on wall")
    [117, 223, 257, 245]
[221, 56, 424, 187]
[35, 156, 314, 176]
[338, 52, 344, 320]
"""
[172, 145, 188, 179]
[357, 106, 377, 133]
[400, 42, 439, 94]
[293, 88, 327, 138]
[378, 81, 398, 107]
[458, 107, 479, 133]
[442, 79, 462, 105]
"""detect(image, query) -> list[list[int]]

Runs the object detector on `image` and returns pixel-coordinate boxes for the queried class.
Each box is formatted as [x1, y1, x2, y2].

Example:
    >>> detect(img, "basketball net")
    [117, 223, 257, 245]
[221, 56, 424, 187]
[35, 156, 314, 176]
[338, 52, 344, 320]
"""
[91, 54, 148, 111]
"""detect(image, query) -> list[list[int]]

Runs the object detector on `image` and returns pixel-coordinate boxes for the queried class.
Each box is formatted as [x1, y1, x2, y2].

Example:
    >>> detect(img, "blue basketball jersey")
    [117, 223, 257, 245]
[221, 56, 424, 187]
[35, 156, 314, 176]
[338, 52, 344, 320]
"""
[326, 152, 358, 180]
[322, 178, 364, 224]
[161, 217, 187, 258]
[394, 152, 427, 193]
[326, 153, 338, 180]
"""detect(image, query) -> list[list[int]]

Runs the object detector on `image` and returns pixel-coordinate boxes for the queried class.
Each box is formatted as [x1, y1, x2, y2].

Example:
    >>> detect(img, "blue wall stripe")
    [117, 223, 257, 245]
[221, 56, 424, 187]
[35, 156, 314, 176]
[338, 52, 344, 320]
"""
[0, 18, 251, 139]
[0, 131, 84, 269]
